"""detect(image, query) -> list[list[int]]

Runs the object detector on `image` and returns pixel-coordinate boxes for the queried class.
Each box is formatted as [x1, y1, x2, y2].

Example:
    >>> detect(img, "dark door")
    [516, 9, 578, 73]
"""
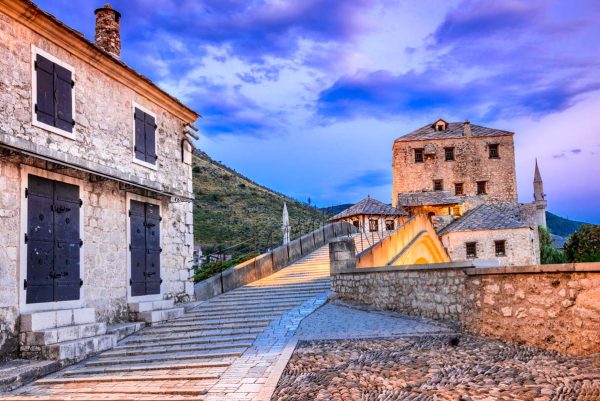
[27, 175, 81, 304]
[130, 200, 161, 296]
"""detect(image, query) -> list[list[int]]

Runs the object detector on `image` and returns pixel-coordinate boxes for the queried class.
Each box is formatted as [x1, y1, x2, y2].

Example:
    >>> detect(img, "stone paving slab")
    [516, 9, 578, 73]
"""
[0, 360, 60, 393]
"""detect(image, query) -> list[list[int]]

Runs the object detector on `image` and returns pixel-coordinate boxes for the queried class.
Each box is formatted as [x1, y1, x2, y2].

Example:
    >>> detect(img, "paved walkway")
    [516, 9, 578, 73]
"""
[2, 245, 332, 401]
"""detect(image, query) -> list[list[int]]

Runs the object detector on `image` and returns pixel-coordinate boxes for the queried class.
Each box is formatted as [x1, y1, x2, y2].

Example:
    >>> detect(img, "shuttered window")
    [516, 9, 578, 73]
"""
[134, 108, 157, 165]
[34, 54, 74, 133]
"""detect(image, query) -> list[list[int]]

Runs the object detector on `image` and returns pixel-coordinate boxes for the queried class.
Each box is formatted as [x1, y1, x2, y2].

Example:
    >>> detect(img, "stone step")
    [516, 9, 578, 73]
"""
[119, 333, 257, 347]
[33, 387, 208, 396]
[140, 321, 269, 335]
[128, 299, 175, 313]
[134, 327, 264, 339]
[0, 359, 60, 393]
[168, 314, 279, 324]
[157, 317, 272, 327]
[1, 394, 205, 401]
[20, 322, 107, 346]
[185, 307, 290, 318]
[35, 374, 219, 385]
[205, 295, 320, 306]
[134, 307, 185, 324]
[100, 340, 253, 358]
[209, 289, 326, 300]
[220, 286, 329, 299]
[106, 322, 145, 341]
[20, 308, 96, 332]
[191, 302, 303, 314]
[36, 334, 117, 363]
[85, 348, 246, 367]
[63, 360, 232, 376]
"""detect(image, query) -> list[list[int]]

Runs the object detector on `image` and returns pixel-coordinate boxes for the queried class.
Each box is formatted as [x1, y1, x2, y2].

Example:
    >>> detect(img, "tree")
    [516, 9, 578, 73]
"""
[564, 224, 600, 263]
[538, 226, 567, 265]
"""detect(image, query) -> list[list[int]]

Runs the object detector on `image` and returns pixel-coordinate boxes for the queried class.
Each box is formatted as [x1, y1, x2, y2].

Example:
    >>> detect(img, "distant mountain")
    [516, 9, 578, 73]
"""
[546, 212, 589, 238]
[320, 204, 354, 216]
[192, 150, 329, 256]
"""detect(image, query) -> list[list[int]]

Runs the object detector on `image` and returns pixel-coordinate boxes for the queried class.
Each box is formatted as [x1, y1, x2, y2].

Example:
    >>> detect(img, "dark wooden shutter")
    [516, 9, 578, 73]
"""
[54, 64, 74, 133]
[35, 55, 55, 126]
[134, 108, 146, 161]
[144, 113, 156, 164]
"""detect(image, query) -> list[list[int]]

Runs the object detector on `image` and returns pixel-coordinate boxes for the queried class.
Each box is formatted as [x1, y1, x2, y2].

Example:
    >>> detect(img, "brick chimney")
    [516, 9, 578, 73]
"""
[94, 4, 121, 58]
[463, 120, 471, 138]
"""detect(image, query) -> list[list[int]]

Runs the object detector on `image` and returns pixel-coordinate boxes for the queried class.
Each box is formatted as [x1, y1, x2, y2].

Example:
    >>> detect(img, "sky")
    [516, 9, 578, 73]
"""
[34, 0, 600, 223]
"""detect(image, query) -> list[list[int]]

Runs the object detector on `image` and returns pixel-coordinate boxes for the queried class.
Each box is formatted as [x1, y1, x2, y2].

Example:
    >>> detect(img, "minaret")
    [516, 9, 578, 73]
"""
[533, 159, 547, 228]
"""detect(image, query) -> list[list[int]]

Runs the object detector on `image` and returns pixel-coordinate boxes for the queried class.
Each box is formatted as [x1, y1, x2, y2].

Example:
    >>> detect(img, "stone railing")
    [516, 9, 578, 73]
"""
[194, 221, 357, 301]
[330, 238, 600, 356]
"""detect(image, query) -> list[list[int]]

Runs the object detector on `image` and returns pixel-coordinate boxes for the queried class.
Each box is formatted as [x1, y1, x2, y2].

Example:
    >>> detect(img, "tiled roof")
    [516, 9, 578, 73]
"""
[330, 197, 406, 220]
[396, 122, 513, 142]
[439, 204, 528, 235]
[398, 191, 463, 207]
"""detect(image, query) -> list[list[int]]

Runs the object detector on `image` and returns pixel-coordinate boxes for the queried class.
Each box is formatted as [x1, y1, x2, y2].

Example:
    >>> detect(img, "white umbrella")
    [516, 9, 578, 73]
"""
[282, 202, 290, 245]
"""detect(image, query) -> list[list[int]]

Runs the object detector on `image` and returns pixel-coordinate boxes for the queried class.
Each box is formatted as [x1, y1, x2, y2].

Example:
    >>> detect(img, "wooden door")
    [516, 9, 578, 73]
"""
[130, 200, 161, 296]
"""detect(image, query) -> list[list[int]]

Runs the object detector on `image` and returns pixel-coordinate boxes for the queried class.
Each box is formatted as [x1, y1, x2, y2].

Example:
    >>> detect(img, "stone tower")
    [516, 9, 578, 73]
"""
[533, 159, 547, 228]
[94, 4, 121, 58]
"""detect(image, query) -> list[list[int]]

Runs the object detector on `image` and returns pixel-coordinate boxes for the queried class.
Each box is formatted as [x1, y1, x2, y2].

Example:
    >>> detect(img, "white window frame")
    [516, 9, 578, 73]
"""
[30, 45, 77, 140]
[131, 102, 158, 171]
[19, 165, 85, 313]
[126, 192, 163, 303]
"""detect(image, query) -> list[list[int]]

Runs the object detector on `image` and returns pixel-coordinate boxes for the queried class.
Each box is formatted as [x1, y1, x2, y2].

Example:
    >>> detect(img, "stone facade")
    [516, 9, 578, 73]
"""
[441, 227, 536, 267]
[0, 2, 197, 359]
[392, 123, 517, 208]
[331, 257, 600, 356]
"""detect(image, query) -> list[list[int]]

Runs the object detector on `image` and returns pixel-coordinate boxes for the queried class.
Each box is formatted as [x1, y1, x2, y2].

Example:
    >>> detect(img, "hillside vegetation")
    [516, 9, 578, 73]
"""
[546, 212, 588, 237]
[192, 150, 328, 257]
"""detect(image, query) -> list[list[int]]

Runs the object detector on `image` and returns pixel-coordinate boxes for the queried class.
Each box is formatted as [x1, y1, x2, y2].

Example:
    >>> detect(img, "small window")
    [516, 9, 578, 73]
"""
[385, 220, 395, 231]
[444, 147, 455, 161]
[489, 144, 499, 159]
[466, 242, 477, 258]
[451, 206, 461, 217]
[33, 53, 75, 135]
[134, 107, 157, 165]
[477, 181, 487, 195]
[454, 182, 464, 195]
[495, 240, 506, 257]
[414, 148, 424, 163]
[352, 220, 360, 229]
[369, 219, 379, 232]
[433, 179, 443, 191]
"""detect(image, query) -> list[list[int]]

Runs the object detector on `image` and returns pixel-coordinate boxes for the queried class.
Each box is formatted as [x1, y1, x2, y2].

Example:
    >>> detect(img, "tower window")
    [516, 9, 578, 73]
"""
[385, 220, 395, 231]
[369, 219, 379, 232]
[454, 182, 464, 195]
[489, 144, 499, 159]
[495, 240, 506, 257]
[353, 221, 360, 229]
[433, 179, 443, 191]
[477, 181, 487, 195]
[466, 242, 477, 258]
[444, 147, 455, 161]
[414, 148, 424, 163]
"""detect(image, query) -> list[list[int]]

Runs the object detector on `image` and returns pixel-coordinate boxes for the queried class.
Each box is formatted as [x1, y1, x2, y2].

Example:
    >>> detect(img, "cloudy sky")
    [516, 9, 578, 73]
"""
[35, 0, 600, 223]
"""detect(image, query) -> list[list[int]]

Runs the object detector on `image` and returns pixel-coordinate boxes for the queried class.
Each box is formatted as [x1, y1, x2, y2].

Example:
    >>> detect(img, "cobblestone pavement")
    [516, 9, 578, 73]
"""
[1, 245, 333, 401]
[272, 336, 600, 401]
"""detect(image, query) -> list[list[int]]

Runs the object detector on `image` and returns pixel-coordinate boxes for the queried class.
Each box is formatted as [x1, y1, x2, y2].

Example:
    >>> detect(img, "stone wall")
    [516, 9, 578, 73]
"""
[392, 134, 517, 207]
[441, 227, 536, 267]
[331, 252, 600, 356]
[0, 8, 193, 197]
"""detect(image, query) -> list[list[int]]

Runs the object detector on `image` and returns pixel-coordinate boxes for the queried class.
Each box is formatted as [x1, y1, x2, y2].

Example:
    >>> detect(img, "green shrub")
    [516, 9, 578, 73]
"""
[564, 224, 600, 263]
[539, 226, 567, 265]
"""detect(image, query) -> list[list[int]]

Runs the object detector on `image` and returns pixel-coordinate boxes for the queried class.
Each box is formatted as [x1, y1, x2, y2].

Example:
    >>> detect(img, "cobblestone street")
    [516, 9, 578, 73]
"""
[272, 336, 600, 401]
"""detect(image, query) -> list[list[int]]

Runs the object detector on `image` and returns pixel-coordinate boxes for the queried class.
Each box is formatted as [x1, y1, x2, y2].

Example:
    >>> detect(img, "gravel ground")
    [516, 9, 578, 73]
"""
[272, 335, 600, 401]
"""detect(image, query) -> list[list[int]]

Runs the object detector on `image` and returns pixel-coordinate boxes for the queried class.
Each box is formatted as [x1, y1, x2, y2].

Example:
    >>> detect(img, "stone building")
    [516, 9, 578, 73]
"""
[0, 1, 198, 362]
[329, 196, 406, 234]
[392, 119, 543, 267]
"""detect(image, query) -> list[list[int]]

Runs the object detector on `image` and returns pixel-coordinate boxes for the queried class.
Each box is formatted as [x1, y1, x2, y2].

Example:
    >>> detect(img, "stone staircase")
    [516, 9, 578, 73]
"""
[19, 308, 116, 365]
[6, 244, 333, 400]
[128, 299, 185, 326]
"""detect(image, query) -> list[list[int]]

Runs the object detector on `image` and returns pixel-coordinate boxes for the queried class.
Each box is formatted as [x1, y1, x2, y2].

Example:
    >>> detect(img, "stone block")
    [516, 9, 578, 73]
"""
[72, 308, 96, 325]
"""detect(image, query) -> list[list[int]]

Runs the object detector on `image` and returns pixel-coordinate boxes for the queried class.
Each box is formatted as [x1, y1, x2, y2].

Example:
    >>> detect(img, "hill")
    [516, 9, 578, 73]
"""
[546, 212, 589, 237]
[192, 150, 329, 257]
[320, 204, 353, 216]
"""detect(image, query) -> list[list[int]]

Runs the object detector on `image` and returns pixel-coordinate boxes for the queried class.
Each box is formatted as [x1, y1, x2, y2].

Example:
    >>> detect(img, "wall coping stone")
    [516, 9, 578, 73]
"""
[338, 261, 475, 275]
[464, 262, 600, 275]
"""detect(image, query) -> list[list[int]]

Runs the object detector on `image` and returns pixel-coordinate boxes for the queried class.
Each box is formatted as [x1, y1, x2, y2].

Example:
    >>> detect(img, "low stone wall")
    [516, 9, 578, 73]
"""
[331, 240, 600, 356]
[194, 222, 357, 301]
